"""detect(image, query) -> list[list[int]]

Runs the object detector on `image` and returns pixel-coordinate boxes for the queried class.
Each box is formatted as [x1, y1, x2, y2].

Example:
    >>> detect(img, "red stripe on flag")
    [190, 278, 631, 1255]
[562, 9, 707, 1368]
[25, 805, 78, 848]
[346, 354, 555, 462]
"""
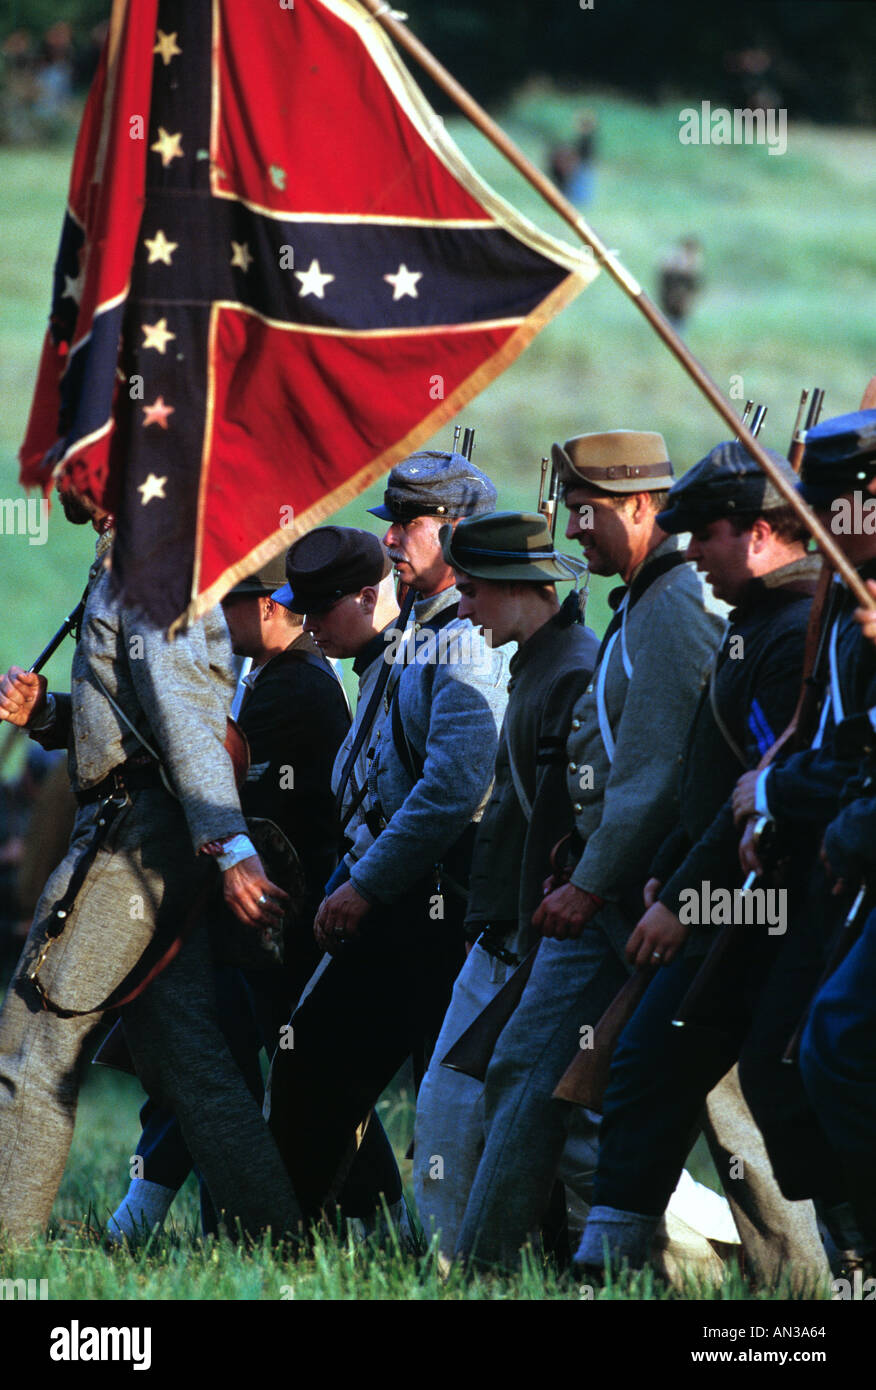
[195, 309, 520, 601]
[215, 0, 490, 221]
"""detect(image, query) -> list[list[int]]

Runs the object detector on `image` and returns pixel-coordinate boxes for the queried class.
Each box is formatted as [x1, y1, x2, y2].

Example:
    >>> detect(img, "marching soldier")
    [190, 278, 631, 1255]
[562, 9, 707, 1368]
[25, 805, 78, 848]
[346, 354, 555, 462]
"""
[413, 510, 598, 1259]
[107, 553, 352, 1241]
[278, 526, 402, 891]
[725, 409, 876, 1267]
[0, 490, 302, 1244]
[266, 452, 512, 1227]
[574, 442, 829, 1282]
[455, 429, 730, 1268]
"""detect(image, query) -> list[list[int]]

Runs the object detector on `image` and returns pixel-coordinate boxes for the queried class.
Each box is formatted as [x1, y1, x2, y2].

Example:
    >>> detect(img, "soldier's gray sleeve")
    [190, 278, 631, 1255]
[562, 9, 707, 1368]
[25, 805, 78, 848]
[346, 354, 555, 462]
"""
[122, 609, 247, 854]
[29, 693, 73, 751]
[571, 580, 723, 901]
[350, 657, 505, 905]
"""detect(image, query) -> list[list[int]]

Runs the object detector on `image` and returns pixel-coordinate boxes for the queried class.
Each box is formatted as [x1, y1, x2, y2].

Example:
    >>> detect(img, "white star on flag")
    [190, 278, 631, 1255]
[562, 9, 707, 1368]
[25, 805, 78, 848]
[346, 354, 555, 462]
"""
[137, 473, 168, 505]
[230, 241, 254, 272]
[153, 30, 182, 66]
[63, 270, 85, 304]
[150, 127, 184, 168]
[144, 229, 178, 266]
[141, 318, 176, 354]
[294, 259, 335, 299]
[383, 264, 422, 301]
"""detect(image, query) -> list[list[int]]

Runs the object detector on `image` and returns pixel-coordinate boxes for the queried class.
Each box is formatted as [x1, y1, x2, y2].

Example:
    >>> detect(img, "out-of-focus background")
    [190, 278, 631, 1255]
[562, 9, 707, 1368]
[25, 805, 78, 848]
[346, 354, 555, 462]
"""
[0, 0, 873, 1286]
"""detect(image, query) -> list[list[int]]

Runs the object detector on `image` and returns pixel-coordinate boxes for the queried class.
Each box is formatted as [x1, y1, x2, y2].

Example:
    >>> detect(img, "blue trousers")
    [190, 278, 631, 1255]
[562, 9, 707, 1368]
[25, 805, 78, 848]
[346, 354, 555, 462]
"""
[800, 904, 876, 1155]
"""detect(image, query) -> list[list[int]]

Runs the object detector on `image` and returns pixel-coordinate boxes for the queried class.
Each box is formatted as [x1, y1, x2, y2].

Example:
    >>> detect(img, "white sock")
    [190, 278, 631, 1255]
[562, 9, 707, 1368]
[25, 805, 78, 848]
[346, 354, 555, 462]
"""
[106, 1179, 176, 1243]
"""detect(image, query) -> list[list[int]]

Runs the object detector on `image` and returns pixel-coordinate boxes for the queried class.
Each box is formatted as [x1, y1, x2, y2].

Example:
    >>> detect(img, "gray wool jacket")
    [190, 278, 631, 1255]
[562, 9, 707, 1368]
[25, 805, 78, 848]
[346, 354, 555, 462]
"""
[38, 558, 247, 856]
[465, 597, 599, 956]
[350, 586, 511, 906]
[565, 537, 728, 932]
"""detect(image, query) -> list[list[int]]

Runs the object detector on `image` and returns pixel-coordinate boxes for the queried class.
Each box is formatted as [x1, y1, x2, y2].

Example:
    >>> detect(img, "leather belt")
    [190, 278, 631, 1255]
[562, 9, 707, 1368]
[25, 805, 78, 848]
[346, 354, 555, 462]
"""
[76, 757, 164, 806]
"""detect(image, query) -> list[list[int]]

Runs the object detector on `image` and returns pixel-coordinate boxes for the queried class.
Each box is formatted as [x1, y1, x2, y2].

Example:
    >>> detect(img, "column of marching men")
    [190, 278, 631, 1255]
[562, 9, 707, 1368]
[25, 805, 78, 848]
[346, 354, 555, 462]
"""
[1, 410, 876, 1285]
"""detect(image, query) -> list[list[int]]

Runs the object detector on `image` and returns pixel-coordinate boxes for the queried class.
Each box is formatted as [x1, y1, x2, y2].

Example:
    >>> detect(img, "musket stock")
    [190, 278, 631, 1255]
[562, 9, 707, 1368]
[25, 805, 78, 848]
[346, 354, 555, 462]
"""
[440, 942, 539, 1080]
[552, 964, 655, 1111]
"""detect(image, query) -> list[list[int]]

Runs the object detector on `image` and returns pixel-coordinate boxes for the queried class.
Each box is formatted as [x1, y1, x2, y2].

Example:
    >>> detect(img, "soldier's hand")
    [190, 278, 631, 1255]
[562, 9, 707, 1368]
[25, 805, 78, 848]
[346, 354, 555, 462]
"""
[643, 877, 663, 909]
[854, 579, 876, 649]
[222, 855, 288, 932]
[532, 881, 600, 940]
[0, 667, 47, 727]
[626, 902, 687, 969]
[732, 770, 760, 825]
[314, 880, 370, 953]
[738, 815, 763, 878]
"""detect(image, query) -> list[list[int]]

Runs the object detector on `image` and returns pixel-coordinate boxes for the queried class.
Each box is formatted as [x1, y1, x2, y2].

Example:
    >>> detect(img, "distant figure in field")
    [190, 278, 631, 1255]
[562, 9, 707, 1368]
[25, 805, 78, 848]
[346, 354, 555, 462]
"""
[658, 237, 704, 332]
[548, 111, 598, 207]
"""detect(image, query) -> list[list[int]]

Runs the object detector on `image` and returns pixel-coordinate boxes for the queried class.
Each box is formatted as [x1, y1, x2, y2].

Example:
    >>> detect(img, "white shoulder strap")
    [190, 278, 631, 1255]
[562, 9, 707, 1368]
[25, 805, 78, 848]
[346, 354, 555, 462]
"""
[595, 595, 633, 764]
[505, 730, 532, 822]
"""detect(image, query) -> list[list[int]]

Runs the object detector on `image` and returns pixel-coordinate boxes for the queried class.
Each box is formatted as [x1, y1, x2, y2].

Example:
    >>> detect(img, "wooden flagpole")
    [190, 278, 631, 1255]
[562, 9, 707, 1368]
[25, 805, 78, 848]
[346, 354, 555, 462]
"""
[359, 0, 874, 608]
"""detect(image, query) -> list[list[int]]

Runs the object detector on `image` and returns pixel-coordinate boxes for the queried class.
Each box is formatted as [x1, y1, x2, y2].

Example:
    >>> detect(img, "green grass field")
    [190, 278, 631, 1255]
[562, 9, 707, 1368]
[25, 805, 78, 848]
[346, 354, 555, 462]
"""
[1, 88, 874, 1302]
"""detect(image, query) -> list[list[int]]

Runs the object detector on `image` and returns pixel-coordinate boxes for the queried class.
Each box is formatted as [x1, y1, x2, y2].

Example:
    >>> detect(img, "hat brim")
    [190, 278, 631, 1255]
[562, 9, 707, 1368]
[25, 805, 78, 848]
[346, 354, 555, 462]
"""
[225, 580, 275, 599]
[367, 503, 393, 520]
[797, 479, 851, 509]
[270, 583, 295, 610]
[656, 504, 704, 535]
[442, 529, 573, 583]
[453, 560, 573, 583]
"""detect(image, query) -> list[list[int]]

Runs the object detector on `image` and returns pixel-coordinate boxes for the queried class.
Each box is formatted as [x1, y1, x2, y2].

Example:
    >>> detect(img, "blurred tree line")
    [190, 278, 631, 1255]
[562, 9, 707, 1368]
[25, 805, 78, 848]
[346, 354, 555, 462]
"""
[406, 0, 876, 124]
[1, 0, 874, 126]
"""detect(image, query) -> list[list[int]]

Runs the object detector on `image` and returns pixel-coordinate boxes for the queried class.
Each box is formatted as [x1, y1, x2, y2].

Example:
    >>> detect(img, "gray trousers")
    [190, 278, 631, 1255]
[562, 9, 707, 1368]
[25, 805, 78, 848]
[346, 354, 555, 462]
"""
[455, 919, 827, 1277]
[0, 790, 302, 1245]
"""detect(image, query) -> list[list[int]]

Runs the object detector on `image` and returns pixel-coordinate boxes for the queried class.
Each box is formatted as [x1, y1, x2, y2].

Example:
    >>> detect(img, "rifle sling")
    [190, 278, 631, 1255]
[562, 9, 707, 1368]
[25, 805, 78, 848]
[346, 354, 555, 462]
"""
[593, 550, 687, 668]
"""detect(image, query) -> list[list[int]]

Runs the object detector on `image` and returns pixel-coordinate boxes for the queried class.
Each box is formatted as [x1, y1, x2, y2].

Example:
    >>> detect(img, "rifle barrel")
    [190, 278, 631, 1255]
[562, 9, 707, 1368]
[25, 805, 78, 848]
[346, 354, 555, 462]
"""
[807, 388, 825, 430]
[28, 600, 85, 675]
[790, 388, 809, 447]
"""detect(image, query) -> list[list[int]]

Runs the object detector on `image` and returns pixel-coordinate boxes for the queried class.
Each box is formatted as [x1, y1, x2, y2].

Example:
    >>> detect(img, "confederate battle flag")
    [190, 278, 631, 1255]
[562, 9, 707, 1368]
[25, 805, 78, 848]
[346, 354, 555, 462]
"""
[20, 0, 596, 629]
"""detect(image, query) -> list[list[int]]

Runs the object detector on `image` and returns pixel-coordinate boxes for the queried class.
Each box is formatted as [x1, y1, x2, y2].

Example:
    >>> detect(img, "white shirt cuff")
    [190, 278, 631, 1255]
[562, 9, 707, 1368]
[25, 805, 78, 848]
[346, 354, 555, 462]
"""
[755, 767, 773, 818]
[216, 833, 257, 871]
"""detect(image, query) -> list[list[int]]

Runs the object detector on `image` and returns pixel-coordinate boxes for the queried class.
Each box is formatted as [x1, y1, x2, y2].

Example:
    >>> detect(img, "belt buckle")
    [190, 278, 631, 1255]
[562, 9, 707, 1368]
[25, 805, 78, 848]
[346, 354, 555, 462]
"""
[101, 769, 129, 809]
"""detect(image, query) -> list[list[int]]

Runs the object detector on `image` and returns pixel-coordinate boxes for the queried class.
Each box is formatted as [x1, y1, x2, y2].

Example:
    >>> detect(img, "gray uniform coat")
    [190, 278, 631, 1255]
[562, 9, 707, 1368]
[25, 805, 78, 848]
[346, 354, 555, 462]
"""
[0, 545, 301, 1242]
[351, 587, 511, 906]
[565, 537, 728, 952]
[465, 597, 599, 956]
